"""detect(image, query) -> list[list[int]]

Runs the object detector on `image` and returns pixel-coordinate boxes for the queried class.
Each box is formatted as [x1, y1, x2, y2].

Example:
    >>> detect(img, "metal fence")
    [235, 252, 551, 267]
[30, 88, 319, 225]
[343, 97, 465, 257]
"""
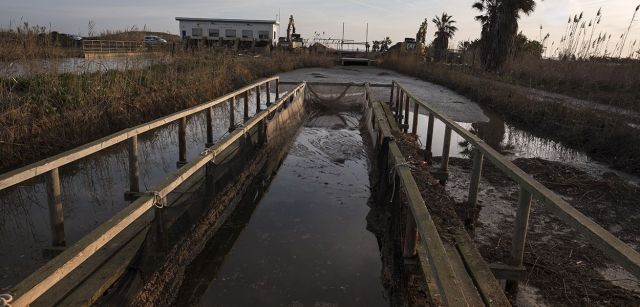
[82, 40, 144, 53]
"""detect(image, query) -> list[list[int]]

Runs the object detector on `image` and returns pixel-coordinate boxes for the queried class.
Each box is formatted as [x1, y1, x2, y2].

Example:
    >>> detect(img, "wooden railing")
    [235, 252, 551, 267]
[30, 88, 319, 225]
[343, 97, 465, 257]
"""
[365, 83, 509, 306]
[389, 80, 640, 289]
[2, 77, 289, 306]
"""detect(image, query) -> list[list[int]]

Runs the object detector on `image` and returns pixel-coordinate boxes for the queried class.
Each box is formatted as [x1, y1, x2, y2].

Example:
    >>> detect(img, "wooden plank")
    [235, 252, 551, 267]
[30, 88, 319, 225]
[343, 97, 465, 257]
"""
[374, 105, 465, 304]
[455, 232, 511, 306]
[444, 244, 485, 306]
[489, 263, 527, 281]
[415, 240, 444, 306]
[8, 83, 305, 306]
[0, 77, 279, 190]
[58, 228, 149, 307]
[32, 214, 152, 307]
[392, 81, 640, 280]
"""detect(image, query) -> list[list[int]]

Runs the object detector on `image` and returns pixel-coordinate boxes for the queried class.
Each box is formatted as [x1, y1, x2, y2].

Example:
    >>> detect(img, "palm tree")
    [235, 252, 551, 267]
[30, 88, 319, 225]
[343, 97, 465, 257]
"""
[432, 13, 458, 61]
[473, 0, 537, 70]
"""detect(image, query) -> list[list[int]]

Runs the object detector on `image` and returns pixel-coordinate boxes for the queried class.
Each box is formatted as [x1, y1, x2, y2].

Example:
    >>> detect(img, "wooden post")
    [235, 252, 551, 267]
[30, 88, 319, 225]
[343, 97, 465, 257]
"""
[467, 149, 484, 225]
[425, 113, 435, 160]
[389, 82, 395, 105]
[266, 82, 271, 106]
[125, 136, 140, 200]
[229, 97, 236, 132]
[403, 95, 410, 133]
[397, 91, 404, 123]
[243, 91, 250, 121]
[177, 117, 187, 168]
[256, 85, 262, 112]
[441, 126, 452, 172]
[411, 101, 419, 135]
[404, 212, 418, 258]
[206, 107, 214, 147]
[275, 79, 280, 100]
[506, 188, 533, 293]
[46, 168, 65, 247]
[395, 86, 401, 112]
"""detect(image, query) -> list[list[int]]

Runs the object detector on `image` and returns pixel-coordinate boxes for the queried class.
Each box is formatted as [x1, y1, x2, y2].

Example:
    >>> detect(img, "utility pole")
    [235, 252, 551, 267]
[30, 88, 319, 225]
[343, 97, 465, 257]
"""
[341, 22, 345, 57]
[366, 23, 369, 54]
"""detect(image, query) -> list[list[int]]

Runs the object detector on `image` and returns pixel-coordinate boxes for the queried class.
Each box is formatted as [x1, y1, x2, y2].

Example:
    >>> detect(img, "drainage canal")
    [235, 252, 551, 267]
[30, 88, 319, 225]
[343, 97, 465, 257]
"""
[101, 84, 391, 306]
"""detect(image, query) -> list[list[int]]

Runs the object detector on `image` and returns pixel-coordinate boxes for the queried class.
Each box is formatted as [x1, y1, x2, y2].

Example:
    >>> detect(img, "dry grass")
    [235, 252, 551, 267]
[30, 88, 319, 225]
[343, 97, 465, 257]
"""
[500, 56, 640, 112]
[382, 55, 640, 175]
[0, 23, 81, 61]
[0, 51, 334, 172]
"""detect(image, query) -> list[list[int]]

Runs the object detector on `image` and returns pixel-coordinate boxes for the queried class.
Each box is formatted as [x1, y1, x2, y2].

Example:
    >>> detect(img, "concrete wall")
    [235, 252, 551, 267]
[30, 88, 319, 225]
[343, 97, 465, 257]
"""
[178, 20, 278, 46]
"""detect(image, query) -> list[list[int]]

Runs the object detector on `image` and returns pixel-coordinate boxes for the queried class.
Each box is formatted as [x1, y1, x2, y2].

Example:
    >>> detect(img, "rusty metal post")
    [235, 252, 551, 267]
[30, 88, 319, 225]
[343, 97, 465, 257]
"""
[403, 95, 410, 133]
[411, 101, 419, 135]
[275, 79, 280, 100]
[206, 107, 214, 147]
[125, 135, 140, 200]
[46, 168, 65, 247]
[256, 85, 262, 111]
[177, 117, 187, 167]
[244, 91, 250, 121]
[425, 113, 435, 160]
[229, 97, 236, 132]
[441, 126, 452, 172]
[506, 187, 533, 293]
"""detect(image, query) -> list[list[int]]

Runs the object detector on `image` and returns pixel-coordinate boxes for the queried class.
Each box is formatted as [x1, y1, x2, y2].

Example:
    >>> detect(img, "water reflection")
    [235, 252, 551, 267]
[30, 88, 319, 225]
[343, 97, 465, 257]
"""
[0, 90, 280, 289]
[406, 104, 588, 163]
[0, 56, 171, 77]
[175, 111, 386, 306]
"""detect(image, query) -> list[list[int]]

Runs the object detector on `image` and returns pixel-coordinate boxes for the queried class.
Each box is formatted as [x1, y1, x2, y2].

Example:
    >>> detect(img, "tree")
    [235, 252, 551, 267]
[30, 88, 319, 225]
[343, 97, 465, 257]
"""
[473, 0, 537, 70]
[416, 18, 428, 45]
[513, 32, 543, 57]
[432, 13, 458, 60]
[380, 37, 392, 52]
[372, 40, 381, 52]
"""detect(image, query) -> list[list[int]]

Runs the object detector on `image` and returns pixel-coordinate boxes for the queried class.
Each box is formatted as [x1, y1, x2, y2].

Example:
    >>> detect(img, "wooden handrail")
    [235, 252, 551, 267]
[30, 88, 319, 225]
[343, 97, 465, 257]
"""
[8, 81, 304, 306]
[0, 77, 279, 191]
[392, 80, 640, 280]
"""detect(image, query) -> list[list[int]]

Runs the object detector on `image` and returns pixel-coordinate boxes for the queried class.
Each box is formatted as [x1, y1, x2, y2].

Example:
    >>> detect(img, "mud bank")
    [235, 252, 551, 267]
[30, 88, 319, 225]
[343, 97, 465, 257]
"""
[443, 156, 640, 306]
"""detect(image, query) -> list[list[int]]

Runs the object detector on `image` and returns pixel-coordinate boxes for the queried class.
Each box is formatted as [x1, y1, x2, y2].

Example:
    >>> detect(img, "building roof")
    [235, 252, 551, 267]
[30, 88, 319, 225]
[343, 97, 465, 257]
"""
[175, 17, 279, 25]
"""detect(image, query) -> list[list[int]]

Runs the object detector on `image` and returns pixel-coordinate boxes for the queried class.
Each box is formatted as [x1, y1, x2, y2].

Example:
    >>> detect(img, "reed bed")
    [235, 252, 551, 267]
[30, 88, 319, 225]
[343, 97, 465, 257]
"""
[0, 51, 334, 172]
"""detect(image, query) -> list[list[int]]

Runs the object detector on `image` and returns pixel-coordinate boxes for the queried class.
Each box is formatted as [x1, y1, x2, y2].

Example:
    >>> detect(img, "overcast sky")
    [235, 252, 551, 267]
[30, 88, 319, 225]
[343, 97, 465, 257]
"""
[2, 0, 639, 54]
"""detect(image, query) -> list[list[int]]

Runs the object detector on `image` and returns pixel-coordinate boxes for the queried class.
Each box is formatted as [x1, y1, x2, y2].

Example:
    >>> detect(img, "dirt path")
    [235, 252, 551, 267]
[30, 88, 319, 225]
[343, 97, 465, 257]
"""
[504, 82, 640, 128]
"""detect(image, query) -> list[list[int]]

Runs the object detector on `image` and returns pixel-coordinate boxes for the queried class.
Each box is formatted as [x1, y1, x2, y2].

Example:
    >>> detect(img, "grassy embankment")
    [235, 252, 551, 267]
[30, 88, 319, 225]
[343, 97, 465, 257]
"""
[382, 55, 640, 175]
[0, 51, 334, 172]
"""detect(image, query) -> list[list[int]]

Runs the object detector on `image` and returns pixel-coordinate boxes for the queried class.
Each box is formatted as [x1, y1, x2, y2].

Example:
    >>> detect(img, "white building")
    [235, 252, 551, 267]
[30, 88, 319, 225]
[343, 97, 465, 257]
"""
[175, 17, 279, 46]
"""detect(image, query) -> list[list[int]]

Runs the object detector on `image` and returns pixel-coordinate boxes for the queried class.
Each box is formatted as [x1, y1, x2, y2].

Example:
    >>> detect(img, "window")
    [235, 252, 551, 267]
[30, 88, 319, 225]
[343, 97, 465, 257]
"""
[242, 30, 253, 39]
[258, 31, 269, 40]
[192, 28, 202, 37]
[209, 29, 219, 38]
[225, 29, 236, 38]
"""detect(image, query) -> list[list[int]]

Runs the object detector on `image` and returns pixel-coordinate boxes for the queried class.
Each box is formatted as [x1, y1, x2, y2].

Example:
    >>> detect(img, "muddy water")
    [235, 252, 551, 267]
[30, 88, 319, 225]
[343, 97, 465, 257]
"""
[0, 90, 279, 289]
[281, 67, 640, 184]
[176, 112, 387, 306]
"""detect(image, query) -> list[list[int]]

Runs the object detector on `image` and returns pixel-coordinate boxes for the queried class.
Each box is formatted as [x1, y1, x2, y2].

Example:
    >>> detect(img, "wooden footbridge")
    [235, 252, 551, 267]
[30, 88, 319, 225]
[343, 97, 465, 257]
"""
[1, 77, 639, 307]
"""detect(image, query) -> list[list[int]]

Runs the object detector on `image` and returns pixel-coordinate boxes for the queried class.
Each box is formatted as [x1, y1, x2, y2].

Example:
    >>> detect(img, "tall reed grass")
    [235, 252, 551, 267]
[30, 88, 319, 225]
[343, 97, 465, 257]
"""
[0, 51, 334, 172]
